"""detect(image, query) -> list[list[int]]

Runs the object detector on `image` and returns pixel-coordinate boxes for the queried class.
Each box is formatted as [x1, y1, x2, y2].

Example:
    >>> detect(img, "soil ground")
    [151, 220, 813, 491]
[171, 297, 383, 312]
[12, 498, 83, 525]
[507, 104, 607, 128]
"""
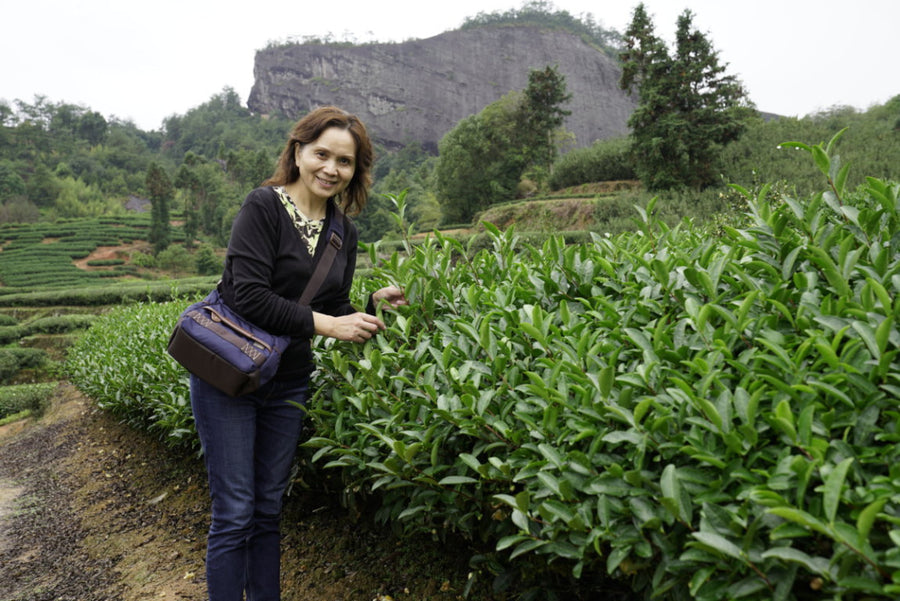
[0, 383, 502, 601]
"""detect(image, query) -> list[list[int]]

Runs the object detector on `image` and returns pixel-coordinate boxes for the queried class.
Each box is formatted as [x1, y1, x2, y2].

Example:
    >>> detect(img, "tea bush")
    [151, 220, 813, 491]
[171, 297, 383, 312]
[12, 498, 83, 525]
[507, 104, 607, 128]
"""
[66, 133, 900, 599]
[0, 348, 49, 383]
[549, 136, 635, 190]
[305, 134, 900, 599]
[0, 277, 217, 307]
[66, 299, 196, 447]
[0, 382, 57, 420]
[0, 217, 154, 288]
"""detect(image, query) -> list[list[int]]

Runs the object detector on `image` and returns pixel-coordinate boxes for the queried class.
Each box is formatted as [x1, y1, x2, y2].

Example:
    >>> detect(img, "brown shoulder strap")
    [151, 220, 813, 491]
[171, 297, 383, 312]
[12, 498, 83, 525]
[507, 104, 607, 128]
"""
[299, 204, 344, 306]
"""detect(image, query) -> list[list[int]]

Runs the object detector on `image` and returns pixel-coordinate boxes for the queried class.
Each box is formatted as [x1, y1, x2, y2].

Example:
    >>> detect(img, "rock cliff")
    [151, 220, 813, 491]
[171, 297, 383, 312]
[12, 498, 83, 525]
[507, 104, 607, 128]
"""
[248, 25, 636, 152]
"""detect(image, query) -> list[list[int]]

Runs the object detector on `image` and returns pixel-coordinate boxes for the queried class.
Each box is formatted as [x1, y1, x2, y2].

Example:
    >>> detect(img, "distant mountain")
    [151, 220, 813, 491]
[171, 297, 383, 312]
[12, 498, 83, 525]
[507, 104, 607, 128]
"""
[248, 25, 637, 152]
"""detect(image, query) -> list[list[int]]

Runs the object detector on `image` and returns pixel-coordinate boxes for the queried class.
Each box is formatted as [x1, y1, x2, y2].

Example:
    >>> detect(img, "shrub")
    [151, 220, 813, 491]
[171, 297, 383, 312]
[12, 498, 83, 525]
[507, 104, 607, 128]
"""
[0, 326, 23, 345]
[0, 277, 217, 307]
[0, 348, 48, 383]
[65, 299, 197, 448]
[24, 315, 97, 334]
[550, 137, 636, 190]
[0, 382, 57, 419]
[195, 244, 222, 276]
[131, 251, 157, 268]
[66, 132, 900, 599]
[305, 133, 900, 598]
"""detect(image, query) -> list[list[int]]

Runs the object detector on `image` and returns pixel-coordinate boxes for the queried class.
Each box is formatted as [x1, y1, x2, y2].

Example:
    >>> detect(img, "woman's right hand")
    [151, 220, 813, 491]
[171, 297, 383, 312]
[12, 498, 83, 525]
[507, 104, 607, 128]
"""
[314, 311, 385, 343]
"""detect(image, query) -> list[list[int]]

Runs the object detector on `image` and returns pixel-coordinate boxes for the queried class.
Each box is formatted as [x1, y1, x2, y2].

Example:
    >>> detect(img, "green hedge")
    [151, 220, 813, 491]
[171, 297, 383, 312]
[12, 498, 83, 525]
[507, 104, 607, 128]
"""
[0, 216, 154, 289]
[0, 319, 88, 344]
[550, 136, 636, 191]
[0, 277, 218, 307]
[0, 348, 49, 383]
[307, 135, 900, 598]
[66, 299, 196, 445]
[0, 382, 57, 420]
[65, 135, 900, 599]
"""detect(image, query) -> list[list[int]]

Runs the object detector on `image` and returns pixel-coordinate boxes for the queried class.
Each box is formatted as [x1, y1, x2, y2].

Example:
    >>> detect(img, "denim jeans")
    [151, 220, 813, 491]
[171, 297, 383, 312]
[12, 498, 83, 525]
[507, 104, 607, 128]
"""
[191, 374, 309, 601]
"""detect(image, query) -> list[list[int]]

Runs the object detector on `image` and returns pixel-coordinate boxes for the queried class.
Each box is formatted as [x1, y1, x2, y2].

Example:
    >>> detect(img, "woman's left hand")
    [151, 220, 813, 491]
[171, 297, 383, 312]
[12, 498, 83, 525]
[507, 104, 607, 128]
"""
[372, 285, 407, 309]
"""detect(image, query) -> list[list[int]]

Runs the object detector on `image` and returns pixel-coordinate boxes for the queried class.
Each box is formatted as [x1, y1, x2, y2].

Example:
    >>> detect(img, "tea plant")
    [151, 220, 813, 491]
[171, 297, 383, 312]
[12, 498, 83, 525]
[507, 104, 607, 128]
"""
[0, 382, 57, 420]
[65, 132, 900, 599]
[0, 348, 48, 383]
[0, 215, 187, 289]
[0, 277, 216, 307]
[65, 299, 197, 448]
[305, 133, 900, 599]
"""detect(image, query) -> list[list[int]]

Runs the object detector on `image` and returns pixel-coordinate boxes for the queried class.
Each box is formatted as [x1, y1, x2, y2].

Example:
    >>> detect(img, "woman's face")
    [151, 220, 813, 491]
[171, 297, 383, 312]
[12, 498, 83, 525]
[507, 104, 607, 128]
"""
[294, 126, 357, 204]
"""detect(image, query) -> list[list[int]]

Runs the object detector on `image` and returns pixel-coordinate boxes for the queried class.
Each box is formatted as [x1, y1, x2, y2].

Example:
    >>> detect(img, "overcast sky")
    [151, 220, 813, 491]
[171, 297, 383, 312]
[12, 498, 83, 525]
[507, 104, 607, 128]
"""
[2, 0, 897, 131]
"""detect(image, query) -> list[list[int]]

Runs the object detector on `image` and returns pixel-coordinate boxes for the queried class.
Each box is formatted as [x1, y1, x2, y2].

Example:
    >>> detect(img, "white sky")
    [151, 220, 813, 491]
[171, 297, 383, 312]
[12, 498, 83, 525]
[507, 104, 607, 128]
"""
[2, 0, 897, 131]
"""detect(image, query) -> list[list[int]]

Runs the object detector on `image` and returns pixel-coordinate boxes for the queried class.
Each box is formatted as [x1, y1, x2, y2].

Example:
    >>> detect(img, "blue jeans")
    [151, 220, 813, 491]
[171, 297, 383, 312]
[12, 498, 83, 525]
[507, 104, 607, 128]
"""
[191, 374, 309, 601]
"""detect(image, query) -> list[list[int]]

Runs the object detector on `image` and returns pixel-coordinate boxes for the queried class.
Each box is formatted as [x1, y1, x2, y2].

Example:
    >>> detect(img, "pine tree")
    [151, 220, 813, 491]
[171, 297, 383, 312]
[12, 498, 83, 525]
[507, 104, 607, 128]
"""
[519, 65, 572, 182]
[619, 4, 752, 190]
[146, 162, 173, 255]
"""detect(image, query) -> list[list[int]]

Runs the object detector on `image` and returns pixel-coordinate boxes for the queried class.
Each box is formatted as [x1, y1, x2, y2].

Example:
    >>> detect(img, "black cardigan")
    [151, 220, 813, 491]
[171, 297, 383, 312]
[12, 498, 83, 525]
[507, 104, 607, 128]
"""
[219, 186, 360, 380]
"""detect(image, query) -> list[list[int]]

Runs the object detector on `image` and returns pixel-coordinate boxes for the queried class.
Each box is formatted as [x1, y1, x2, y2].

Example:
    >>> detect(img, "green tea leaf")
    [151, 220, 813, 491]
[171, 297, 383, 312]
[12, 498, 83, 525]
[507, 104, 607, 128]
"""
[691, 531, 744, 561]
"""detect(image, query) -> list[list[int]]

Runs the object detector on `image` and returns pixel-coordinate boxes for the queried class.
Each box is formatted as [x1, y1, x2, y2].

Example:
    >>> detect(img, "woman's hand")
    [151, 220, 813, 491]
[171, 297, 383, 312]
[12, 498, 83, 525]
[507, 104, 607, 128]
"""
[314, 311, 385, 343]
[372, 285, 407, 309]
[312, 286, 405, 343]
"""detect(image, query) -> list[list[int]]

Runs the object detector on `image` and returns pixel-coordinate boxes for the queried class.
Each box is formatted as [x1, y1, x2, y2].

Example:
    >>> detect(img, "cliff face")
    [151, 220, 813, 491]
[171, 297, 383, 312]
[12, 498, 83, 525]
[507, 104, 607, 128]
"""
[248, 26, 636, 152]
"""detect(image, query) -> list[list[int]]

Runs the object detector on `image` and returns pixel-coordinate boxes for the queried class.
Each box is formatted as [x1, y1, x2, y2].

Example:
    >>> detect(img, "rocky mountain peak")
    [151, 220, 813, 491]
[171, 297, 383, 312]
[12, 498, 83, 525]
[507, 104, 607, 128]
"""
[248, 25, 636, 152]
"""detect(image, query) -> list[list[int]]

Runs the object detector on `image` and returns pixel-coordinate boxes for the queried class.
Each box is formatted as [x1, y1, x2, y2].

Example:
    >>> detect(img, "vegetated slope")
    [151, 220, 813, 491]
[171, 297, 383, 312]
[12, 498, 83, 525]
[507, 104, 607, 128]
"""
[249, 25, 636, 151]
[475, 181, 641, 232]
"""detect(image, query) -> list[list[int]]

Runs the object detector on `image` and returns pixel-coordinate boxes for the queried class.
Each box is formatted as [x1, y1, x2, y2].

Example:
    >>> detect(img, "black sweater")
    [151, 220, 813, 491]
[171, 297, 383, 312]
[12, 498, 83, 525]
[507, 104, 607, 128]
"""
[219, 186, 360, 380]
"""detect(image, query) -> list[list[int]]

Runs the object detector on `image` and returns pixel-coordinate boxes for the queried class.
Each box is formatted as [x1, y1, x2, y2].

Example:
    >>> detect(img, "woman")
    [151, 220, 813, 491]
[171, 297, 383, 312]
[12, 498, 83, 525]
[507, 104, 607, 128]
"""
[190, 106, 406, 601]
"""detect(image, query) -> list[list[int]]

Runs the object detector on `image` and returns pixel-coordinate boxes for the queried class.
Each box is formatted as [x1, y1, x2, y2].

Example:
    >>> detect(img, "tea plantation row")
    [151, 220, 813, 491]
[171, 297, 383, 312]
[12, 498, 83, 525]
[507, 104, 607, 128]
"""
[66, 139, 900, 600]
[0, 214, 186, 290]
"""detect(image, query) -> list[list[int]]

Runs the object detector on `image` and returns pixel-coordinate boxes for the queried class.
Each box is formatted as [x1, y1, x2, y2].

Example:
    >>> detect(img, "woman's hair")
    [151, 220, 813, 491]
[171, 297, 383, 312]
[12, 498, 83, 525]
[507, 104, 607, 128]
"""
[263, 106, 374, 216]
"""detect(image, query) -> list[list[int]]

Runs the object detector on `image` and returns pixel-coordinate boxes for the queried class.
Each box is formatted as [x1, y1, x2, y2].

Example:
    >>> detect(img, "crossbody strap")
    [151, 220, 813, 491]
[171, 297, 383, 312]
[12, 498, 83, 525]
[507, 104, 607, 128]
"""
[299, 201, 344, 306]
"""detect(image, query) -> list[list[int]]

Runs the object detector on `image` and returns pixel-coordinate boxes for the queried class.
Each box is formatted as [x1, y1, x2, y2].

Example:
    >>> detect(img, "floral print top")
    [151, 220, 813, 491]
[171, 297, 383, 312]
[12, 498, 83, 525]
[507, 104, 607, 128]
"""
[274, 186, 324, 257]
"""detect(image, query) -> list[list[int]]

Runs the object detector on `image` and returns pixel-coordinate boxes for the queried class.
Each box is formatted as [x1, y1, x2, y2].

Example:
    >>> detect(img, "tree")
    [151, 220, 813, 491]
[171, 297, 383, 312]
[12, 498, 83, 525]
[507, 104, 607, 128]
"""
[175, 164, 201, 248]
[195, 244, 222, 275]
[435, 93, 525, 224]
[518, 65, 572, 183]
[157, 244, 192, 277]
[77, 111, 108, 146]
[0, 161, 26, 202]
[619, 4, 752, 190]
[26, 162, 61, 207]
[435, 66, 572, 224]
[146, 162, 173, 254]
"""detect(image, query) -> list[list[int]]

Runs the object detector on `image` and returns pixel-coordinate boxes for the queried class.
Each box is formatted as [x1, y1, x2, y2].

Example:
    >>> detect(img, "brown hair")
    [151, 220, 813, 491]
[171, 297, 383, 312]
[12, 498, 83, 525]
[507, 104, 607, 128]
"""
[263, 106, 374, 216]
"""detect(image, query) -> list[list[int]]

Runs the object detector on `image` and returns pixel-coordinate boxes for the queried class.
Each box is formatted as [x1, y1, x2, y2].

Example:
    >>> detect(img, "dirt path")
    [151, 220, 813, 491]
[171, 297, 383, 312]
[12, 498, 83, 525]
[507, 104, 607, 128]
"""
[0, 383, 205, 601]
[0, 384, 495, 601]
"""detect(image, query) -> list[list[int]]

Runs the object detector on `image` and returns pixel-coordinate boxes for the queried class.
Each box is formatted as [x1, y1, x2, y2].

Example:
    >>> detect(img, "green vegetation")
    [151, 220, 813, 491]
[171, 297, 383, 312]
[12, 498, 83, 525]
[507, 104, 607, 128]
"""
[0, 382, 57, 423]
[0, 348, 48, 384]
[0, 216, 158, 289]
[435, 65, 572, 224]
[66, 300, 196, 445]
[0, 314, 96, 344]
[619, 4, 752, 191]
[460, 0, 622, 56]
[64, 136, 900, 599]
[0, 277, 216, 307]
[549, 136, 635, 189]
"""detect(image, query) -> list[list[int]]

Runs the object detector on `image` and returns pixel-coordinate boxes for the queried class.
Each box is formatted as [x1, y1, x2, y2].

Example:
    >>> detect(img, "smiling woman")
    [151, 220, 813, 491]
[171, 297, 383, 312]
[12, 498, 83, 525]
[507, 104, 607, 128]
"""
[286, 128, 357, 219]
[187, 105, 406, 601]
